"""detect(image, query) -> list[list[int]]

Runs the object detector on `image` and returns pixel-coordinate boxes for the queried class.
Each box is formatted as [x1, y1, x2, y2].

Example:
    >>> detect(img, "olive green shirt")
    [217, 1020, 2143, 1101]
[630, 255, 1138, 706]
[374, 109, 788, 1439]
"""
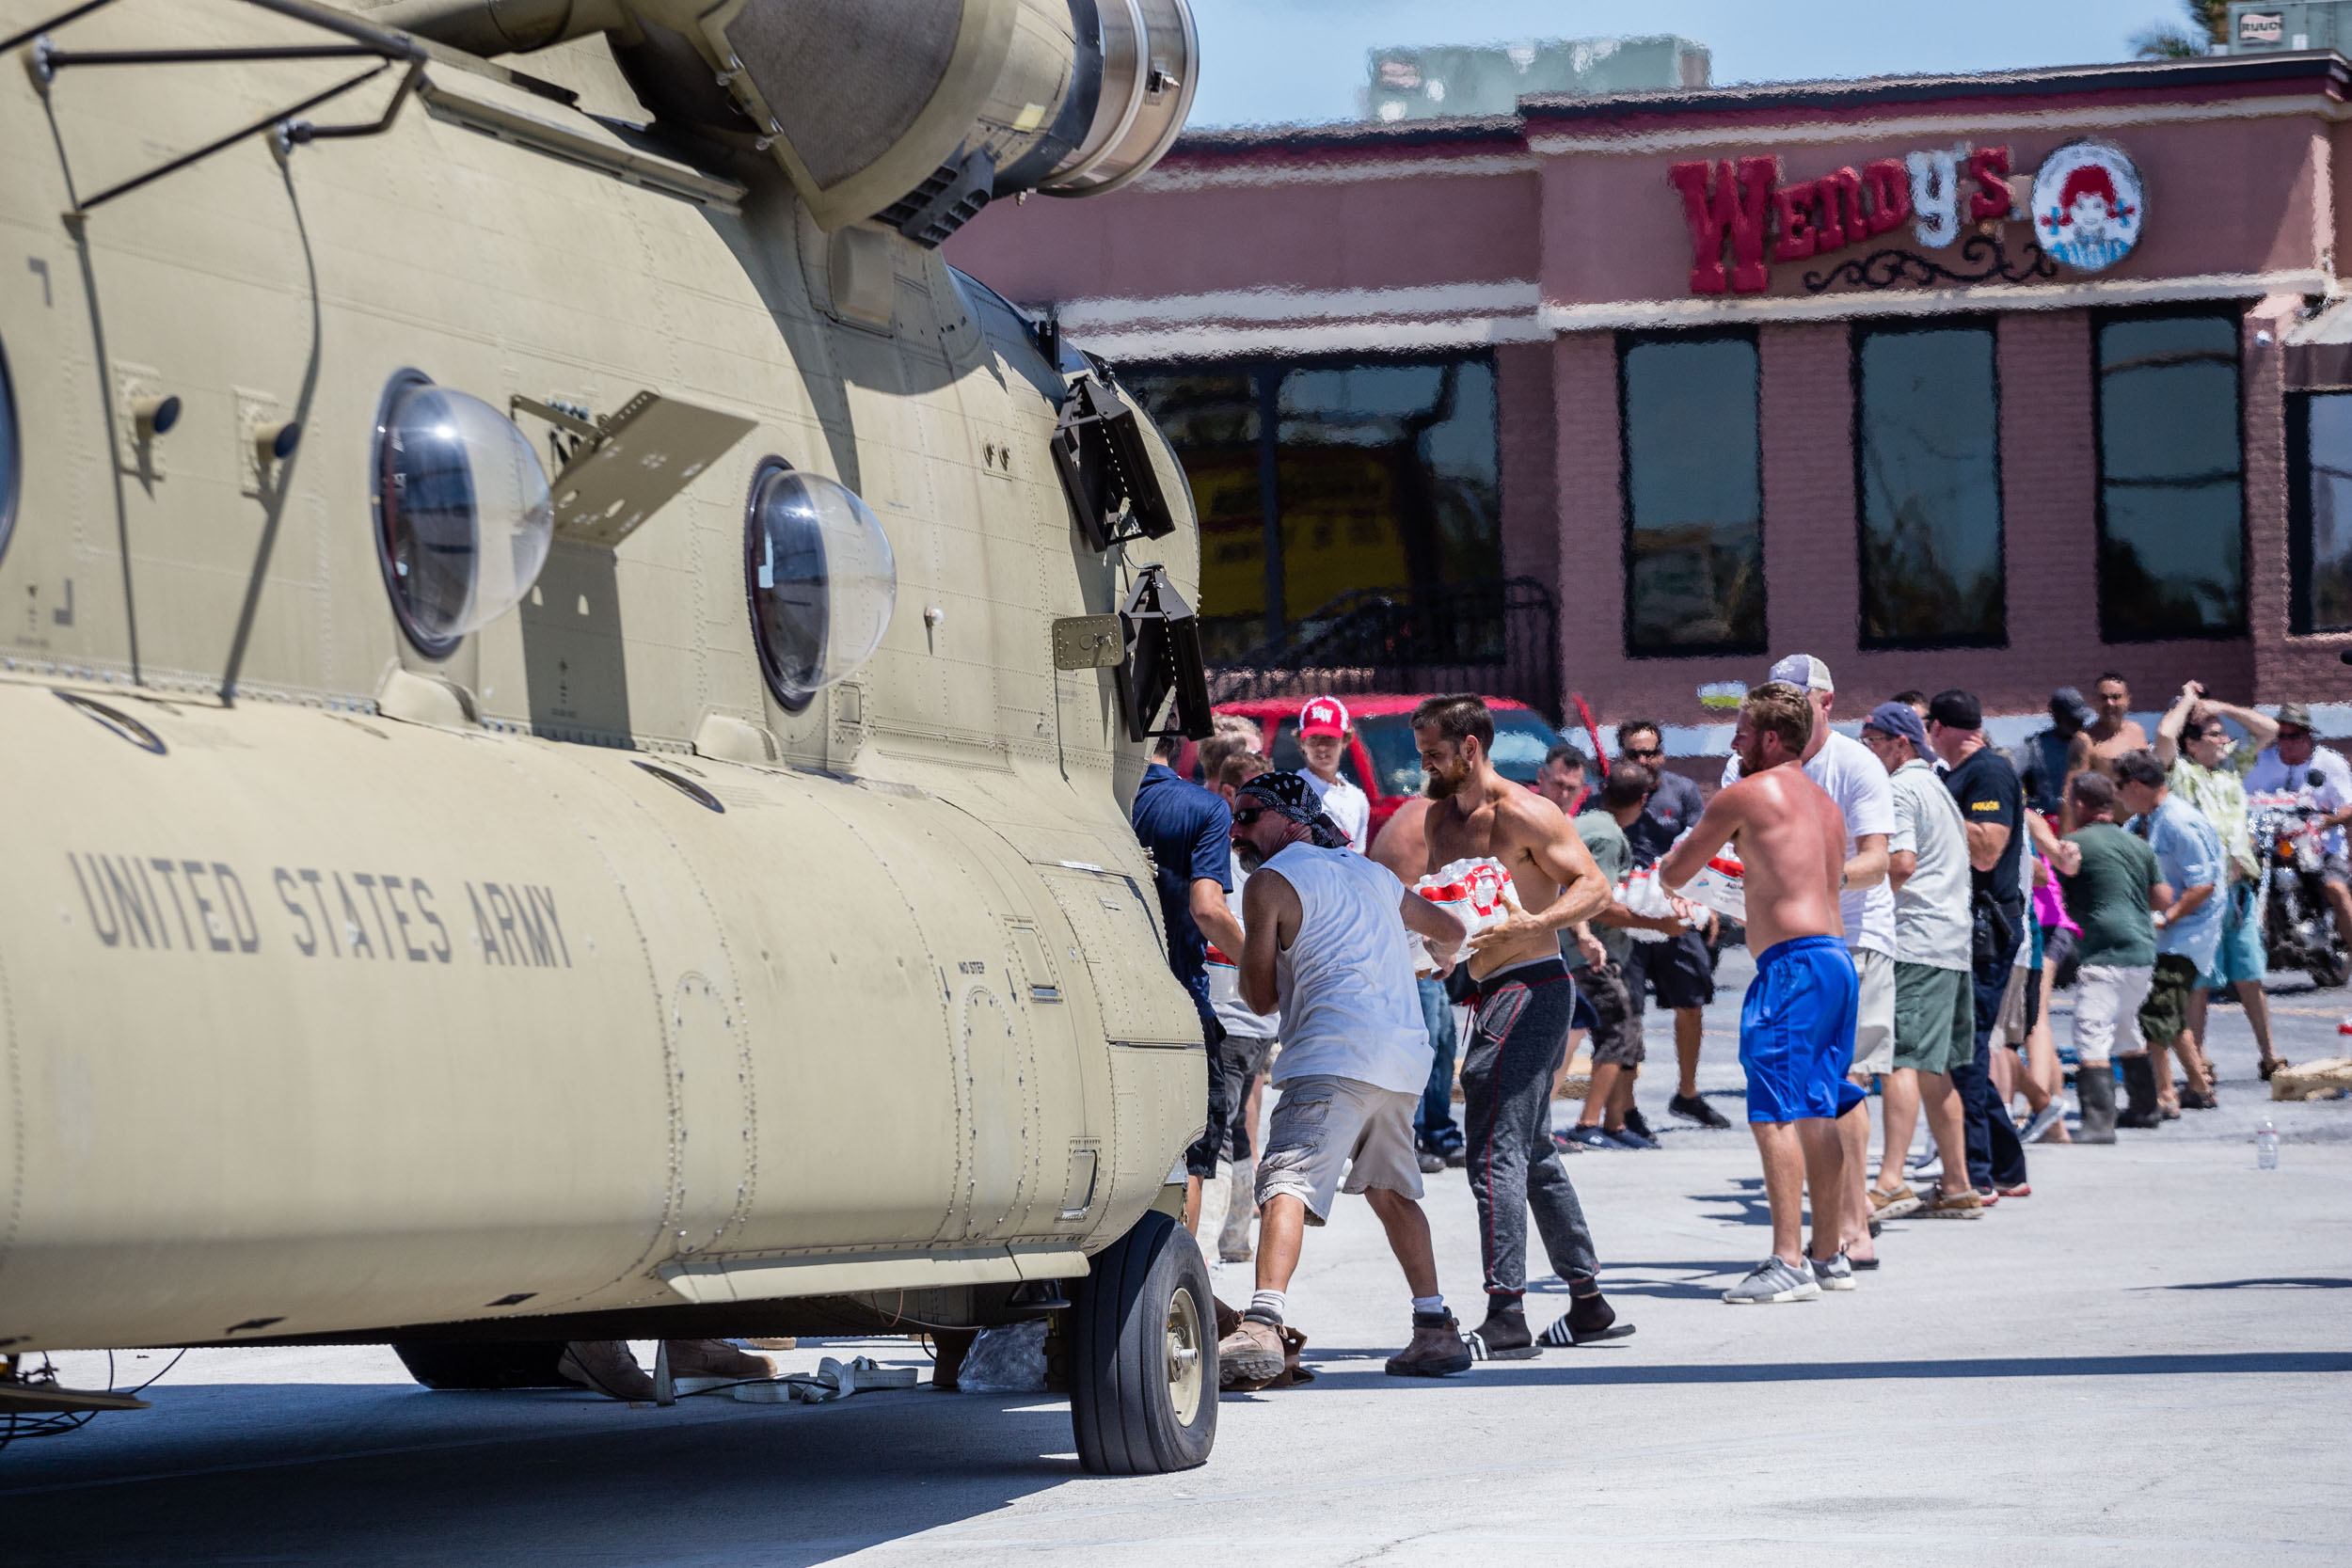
[1567, 810, 1632, 970]
[2058, 823, 2164, 969]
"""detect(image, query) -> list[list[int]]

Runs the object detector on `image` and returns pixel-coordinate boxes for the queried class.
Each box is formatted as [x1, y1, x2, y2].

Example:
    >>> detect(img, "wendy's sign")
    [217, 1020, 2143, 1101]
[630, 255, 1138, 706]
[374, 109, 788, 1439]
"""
[1671, 139, 2142, 295]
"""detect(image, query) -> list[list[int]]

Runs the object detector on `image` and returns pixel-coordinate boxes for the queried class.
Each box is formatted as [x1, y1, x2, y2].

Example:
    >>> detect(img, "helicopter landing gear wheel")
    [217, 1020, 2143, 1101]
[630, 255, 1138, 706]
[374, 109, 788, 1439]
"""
[1068, 1208, 1216, 1474]
[391, 1341, 572, 1390]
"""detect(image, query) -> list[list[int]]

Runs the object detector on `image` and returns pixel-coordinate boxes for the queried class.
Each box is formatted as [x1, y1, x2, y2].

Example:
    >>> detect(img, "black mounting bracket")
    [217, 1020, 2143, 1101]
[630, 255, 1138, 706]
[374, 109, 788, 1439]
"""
[1118, 563, 1213, 744]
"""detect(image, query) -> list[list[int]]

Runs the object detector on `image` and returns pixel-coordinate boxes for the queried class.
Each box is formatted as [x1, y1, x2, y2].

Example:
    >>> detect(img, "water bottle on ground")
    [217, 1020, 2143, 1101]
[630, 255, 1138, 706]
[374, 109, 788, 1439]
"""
[2255, 1117, 2280, 1171]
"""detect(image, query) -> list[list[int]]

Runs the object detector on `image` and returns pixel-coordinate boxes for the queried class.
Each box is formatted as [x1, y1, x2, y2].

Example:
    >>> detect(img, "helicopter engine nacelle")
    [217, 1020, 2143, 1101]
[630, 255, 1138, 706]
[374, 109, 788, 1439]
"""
[372, 0, 1197, 245]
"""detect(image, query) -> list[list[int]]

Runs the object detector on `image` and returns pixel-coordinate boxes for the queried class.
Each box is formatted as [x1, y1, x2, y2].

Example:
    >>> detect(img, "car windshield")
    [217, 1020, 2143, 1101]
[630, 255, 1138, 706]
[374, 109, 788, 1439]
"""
[1356, 709, 1563, 796]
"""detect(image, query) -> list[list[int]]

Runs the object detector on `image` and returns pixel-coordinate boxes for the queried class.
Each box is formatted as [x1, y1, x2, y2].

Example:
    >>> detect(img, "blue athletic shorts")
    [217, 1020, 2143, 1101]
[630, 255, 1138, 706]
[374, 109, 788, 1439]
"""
[1740, 935, 1862, 1123]
[2198, 881, 2266, 990]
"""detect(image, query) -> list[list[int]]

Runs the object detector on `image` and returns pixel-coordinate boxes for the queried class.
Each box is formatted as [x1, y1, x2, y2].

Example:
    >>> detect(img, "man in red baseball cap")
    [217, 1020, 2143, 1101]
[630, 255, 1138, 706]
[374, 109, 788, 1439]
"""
[1298, 695, 1371, 853]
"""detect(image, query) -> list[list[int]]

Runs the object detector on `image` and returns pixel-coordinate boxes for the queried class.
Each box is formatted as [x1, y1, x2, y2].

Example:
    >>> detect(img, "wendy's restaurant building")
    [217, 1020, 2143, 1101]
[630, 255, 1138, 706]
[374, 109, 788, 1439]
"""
[948, 53, 2352, 754]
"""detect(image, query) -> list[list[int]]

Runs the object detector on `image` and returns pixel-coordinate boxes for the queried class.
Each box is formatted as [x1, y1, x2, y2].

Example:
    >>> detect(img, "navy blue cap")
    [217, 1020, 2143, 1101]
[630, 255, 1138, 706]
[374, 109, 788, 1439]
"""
[1863, 701, 1931, 757]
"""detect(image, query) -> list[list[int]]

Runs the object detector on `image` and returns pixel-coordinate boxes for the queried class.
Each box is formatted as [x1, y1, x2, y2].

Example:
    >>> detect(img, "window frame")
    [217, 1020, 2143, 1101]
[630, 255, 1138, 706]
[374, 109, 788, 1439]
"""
[1848, 314, 2008, 652]
[2090, 304, 2249, 644]
[1615, 325, 1767, 660]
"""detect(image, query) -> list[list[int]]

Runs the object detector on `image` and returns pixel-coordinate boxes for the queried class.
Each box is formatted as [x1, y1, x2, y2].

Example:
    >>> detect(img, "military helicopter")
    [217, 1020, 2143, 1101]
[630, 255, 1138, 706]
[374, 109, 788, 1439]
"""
[0, 0, 1224, 1475]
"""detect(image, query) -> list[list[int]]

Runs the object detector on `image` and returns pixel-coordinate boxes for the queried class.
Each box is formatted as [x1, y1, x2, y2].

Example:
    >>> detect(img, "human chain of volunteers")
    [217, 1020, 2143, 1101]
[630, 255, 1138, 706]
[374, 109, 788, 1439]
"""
[1119, 659, 2326, 1383]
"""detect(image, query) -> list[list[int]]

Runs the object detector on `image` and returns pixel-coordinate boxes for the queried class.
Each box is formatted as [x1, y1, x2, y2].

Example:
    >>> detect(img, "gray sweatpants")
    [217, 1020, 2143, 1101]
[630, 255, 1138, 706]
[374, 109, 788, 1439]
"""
[1462, 958, 1600, 1303]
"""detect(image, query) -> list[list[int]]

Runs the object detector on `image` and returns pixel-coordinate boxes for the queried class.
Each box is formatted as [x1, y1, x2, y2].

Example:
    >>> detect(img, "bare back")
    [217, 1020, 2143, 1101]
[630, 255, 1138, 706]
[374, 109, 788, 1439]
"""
[1661, 762, 1846, 955]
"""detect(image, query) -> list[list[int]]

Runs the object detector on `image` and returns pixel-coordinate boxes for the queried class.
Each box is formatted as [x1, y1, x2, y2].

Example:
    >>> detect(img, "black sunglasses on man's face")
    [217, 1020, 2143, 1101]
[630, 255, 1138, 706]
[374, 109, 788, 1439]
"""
[1232, 806, 1267, 826]
[1622, 745, 1664, 761]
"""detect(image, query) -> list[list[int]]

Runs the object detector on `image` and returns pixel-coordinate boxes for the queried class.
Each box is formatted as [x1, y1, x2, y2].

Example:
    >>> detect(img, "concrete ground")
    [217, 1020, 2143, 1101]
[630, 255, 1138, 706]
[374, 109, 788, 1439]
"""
[6, 958, 2350, 1565]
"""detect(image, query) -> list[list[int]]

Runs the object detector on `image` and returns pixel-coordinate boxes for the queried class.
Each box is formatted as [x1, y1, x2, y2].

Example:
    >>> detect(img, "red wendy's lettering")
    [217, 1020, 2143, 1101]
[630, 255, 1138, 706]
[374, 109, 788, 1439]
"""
[1861, 158, 1911, 234]
[1669, 156, 1776, 293]
[1967, 145, 2012, 219]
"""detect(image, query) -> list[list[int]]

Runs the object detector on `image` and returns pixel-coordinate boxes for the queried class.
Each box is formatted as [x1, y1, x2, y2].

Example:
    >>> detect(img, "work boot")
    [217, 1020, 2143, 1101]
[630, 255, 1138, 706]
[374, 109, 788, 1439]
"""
[1384, 1310, 1472, 1377]
[1464, 1300, 1537, 1360]
[1216, 1314, 1286, 1388]
[557, 1340, 657, 1402]
[665, 1339, 774, 1381]
[1540, 1288, 1636, 1345]
[1218, 1160, 1256, 1262]
[2074, 1066, 2118, 1144]
[2116, 1054, 2163, 1130]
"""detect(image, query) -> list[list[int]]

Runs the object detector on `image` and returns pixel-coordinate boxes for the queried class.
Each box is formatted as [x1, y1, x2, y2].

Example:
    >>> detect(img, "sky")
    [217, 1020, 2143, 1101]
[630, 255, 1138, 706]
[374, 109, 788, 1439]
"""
[1183, 0, 2203, 127]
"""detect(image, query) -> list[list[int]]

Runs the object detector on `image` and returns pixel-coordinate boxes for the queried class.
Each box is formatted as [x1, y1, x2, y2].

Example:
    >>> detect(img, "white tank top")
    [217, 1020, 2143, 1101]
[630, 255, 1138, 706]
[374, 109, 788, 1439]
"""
[1265, 845, 1434, 1096]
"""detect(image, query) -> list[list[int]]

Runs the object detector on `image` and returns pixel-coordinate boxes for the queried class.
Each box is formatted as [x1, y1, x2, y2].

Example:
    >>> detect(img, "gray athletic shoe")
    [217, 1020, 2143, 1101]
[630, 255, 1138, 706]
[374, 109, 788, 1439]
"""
[1812, 1252, 1855, 1291]
[1722, 1257, 1821, 1305]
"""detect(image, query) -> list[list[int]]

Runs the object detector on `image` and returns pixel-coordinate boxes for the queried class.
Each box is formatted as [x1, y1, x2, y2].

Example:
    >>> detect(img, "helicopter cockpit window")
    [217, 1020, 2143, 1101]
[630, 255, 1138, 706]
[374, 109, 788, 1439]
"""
[743, 459, 898, 711]
[0, 340, 18, 565]
[371, 370, 553, 659]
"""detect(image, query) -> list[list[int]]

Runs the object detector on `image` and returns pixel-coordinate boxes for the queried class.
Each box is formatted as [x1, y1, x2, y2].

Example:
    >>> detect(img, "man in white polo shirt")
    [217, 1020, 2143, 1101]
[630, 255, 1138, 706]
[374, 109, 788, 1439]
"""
[1724, 655, 1893, 1277]
[1297, 695, 1372, 853]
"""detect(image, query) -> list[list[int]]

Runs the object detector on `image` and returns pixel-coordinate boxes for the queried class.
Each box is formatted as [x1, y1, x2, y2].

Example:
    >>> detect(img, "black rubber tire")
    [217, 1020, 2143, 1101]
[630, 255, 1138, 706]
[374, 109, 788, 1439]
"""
[1068, 1209, 1217, 1475]
[391, 1340, 573, 1390]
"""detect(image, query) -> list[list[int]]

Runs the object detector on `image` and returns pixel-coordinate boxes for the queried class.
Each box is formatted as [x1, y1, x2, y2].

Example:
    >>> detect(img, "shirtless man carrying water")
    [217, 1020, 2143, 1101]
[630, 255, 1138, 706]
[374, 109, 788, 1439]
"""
[1661, 683, 1859, 1304]
[1415, 695, 1631, 1356]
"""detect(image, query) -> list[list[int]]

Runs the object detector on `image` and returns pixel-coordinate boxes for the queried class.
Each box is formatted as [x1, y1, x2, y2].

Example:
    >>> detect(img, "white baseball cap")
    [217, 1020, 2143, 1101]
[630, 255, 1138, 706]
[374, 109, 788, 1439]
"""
[1767, 654, 1835, 693]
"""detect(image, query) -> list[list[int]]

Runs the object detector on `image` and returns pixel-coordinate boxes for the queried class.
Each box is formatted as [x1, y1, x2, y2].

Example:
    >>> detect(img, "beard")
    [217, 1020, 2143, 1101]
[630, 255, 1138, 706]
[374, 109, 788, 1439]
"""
[1422, 762, 1467, 800]
[1236, 842, 1265, 875]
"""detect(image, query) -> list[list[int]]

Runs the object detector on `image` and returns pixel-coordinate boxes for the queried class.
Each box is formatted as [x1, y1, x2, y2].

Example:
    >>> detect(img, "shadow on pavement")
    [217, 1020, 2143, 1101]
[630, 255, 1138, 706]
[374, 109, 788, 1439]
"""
[1273, 1351, 2352, 1388]
[2, 1383, 1082, 1566]
[2147, 1275, 2352, 1291]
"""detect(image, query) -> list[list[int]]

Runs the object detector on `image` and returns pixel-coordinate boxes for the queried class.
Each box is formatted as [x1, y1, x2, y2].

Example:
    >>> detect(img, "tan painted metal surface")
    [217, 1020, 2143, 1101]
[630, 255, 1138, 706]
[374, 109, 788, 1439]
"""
[0, 0, 1204, 1352]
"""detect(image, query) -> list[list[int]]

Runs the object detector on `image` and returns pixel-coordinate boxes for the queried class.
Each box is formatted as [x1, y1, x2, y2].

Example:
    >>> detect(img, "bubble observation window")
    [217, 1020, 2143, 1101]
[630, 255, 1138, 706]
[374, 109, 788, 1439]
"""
[372, 370, 553, 658]
[743, 458, 898, 710]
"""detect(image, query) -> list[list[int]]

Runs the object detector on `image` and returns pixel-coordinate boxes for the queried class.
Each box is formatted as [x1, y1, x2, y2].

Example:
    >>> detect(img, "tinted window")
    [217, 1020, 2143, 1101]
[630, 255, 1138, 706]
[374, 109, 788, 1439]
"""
[1855, 324, 2004, 647]
[1620, 332, 1764, 656]
[2096, 313, 2245, 640]
[1125, 355, 1502, 660]
[2292, 392, 2352, 633]
[0, 341, 16, 565]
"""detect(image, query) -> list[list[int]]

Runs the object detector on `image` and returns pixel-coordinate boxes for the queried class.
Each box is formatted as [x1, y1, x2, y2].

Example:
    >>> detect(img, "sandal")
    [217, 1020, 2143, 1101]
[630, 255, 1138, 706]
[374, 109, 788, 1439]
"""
[2260, 1057, 2289, 1082]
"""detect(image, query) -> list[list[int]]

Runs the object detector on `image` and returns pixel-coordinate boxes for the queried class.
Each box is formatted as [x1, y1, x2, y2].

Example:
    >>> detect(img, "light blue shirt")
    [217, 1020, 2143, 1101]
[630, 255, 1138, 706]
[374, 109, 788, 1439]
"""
[2144, 795, 2224, 974]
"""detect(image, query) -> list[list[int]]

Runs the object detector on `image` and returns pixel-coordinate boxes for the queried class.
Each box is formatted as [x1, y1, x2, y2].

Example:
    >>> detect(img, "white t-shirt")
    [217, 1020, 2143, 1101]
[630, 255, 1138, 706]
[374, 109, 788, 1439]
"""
[1205, 849, 1279, 1039]
[1262, 844, 1431, 1095]
[1886, 758, 1973, 972]
[2247, 744, 2352, 855]
[1724, 730, 1897, 957]
[1304, 770, 1371, 853]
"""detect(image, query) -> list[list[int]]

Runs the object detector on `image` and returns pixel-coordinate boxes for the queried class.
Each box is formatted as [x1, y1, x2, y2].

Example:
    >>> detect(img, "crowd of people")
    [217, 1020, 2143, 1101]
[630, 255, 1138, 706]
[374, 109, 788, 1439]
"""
[1129, 665, 2329, 1380]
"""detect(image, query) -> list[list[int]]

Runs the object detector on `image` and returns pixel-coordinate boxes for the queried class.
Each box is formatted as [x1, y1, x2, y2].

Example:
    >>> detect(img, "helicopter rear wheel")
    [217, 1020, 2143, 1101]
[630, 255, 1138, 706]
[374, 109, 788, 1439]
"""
[391, 1340, 572, 1390]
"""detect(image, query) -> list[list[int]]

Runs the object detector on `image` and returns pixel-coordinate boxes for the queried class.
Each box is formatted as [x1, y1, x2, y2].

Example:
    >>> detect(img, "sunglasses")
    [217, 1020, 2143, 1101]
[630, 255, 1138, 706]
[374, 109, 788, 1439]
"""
[2280, 726, 2312, 741]
[1232, 806, 1267, 826]
[1622, 746, 1664, 761]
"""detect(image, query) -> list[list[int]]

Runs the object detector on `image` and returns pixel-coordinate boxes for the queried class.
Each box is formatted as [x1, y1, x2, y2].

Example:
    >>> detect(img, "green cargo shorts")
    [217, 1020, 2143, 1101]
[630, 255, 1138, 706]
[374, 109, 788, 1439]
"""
[2137, 952, 2200, 1046]
[1892, 960, 1973, 1077]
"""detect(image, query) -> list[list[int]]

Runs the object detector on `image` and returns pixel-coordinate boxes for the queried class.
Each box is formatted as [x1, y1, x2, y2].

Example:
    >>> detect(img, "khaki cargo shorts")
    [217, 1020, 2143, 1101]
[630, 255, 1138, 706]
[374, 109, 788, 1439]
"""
[1254, 1074, 1423, 1225]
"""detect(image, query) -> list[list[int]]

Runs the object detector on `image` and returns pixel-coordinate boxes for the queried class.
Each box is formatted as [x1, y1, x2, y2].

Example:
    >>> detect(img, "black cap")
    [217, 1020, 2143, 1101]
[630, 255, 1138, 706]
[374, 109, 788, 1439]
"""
[1927, 689, 1981, 731]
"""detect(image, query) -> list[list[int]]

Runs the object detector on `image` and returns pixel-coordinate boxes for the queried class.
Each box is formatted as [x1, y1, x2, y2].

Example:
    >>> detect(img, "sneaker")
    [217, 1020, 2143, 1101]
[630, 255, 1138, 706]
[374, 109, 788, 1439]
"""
[1549, 1130, 1587, 1154]
[1539, 1291, 1636, 1345]
[1722, 1257, 1820, 1305]
[1217, 1315, 1287, 1388]
[1922, 1185, 1986, 1219]
[1868, 1183, 1924, 1221]
[1622, 1106, 1657, 1142]
[1811, 1252, 1856, 1291]
[1559, 1123, 1617, 1151]
[1997, 1182, 2031, 1198]
[1385, 1310, 1472, 1377]
[1606, 1125, 1661, 1149]
[1464, 1304, 1538, 1360]
[1669, 1092, 1732, 1130]
[1417, 1149, 1444, 1174]
[2020, 1103, 2067, 1145]
[1442, 1145, 1467, 1168]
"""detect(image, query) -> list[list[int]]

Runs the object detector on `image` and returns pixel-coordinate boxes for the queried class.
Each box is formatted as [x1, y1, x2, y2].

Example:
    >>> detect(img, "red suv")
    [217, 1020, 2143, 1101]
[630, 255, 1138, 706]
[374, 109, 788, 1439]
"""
[1184, 695, 1565, 844]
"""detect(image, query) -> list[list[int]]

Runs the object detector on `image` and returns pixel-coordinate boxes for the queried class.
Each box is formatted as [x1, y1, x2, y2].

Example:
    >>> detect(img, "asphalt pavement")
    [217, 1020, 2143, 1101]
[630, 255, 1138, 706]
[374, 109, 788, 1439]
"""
[7, 958, 2349, 1565]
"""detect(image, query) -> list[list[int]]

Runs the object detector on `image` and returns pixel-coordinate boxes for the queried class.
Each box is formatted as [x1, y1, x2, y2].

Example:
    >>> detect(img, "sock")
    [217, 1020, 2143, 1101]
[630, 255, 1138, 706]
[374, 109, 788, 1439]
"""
[1569, 1276, 1600, 1299]
[1247, 1289, 1286, 1324]
[1410, 1293, 1444, 1317]
[1486, 1291, 1522, 1318]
